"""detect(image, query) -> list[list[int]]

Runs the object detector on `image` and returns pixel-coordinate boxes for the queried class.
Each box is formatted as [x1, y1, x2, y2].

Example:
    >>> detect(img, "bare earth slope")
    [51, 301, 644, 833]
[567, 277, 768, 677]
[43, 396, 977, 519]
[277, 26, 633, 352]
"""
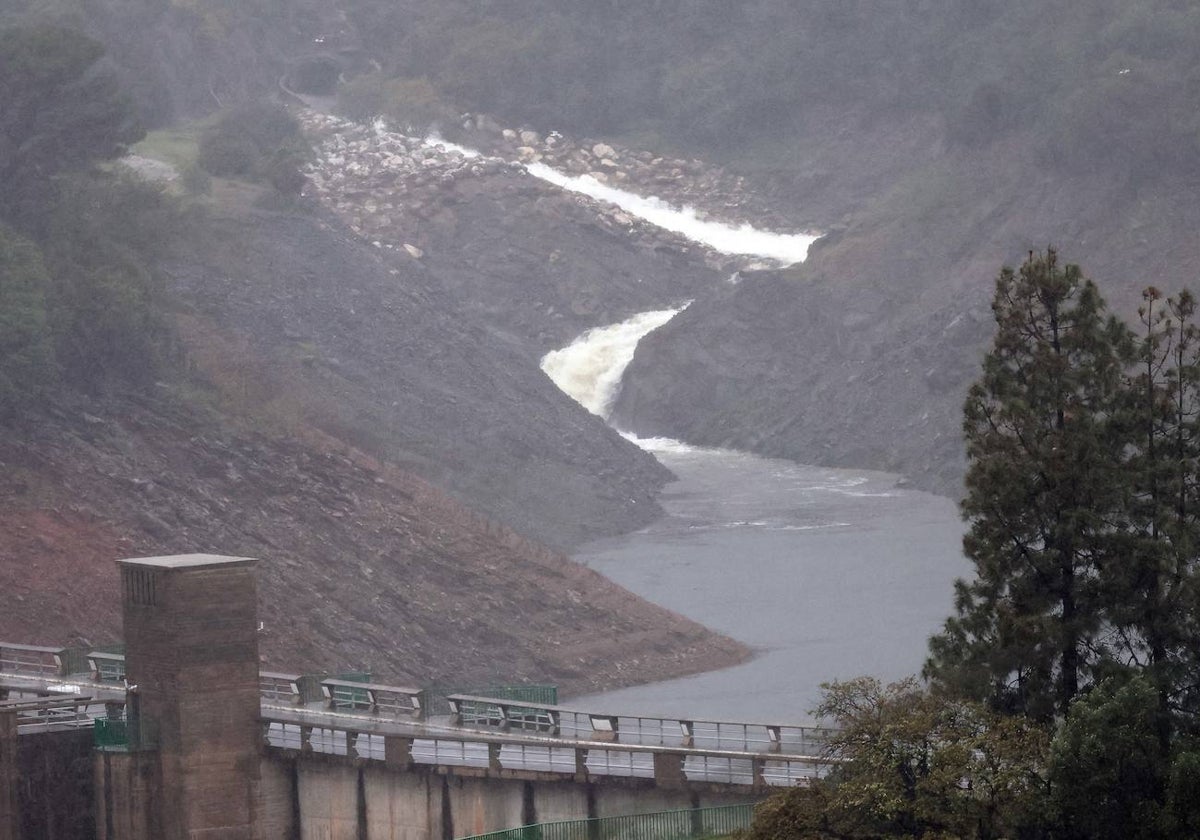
[613, 128, 1200, 497]
[167, 197, 673, 550]
[0, 392, 747, 693]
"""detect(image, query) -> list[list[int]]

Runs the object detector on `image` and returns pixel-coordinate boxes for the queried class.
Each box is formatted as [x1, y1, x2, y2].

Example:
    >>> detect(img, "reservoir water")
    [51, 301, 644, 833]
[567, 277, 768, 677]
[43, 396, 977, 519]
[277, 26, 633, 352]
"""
[572, 440, 967, 723]
[488, 134, 970, 726]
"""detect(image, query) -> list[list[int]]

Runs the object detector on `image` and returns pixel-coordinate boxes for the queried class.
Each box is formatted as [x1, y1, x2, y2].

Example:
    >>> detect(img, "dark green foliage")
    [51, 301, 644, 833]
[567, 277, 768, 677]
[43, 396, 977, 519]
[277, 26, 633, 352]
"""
[743, 678, 1051, 840]
[197, 101, 309, 191]
[0, 22, 180, 410]
[908, 254, 1200, 837]
[336, 74, 456, 130]
[0, 24, 142, 214]
[1107, 288, 1200, 745]
[929, 253, 1200, 740]
[0, 226, 56, 415]
[290, 58, 339, 96]
[926, 251, 1131, 721]
[1165, 748, 1200, 834]
[338, 0, 1200, 174]
[1049, 676, 1168, 840]
[32, 174, 180, 390]
[747, 674, 1200, 839]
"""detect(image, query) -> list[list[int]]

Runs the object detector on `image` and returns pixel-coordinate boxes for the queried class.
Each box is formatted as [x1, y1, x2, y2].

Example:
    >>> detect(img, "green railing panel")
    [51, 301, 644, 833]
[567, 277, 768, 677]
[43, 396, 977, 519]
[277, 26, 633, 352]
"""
[457, 803, 755, 840]
[93, 718, 129, 749]
[331, 672, 372, 707]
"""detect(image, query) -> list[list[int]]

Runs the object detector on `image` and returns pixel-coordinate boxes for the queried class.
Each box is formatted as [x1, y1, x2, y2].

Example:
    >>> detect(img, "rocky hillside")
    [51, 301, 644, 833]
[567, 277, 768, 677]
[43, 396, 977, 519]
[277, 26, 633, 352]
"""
[0, 391, 746, 692]
[298, 112, 738, 351]
[614, 122, 1200, 497]
[162, 176, 681, 550]
[16, 0, 1200, 501]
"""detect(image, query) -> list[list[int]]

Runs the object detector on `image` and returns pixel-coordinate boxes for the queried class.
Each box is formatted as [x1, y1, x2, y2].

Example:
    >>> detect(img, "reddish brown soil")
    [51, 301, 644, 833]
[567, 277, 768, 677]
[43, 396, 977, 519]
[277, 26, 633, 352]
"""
[0, 387, 748, 695]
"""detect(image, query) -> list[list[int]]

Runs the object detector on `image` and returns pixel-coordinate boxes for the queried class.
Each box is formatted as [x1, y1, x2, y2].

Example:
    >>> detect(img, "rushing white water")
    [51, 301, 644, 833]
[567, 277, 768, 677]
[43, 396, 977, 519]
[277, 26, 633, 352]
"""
[397, 122, 818, 265]
[526, 162, 818, 266]
[540, 309, 684, 417]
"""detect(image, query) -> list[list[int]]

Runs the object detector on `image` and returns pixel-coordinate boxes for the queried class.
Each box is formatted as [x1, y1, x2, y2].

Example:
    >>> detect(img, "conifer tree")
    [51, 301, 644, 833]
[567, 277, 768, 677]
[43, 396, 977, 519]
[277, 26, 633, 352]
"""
[926, 250, 1131, 720]
[1110, 288, 1200, 742]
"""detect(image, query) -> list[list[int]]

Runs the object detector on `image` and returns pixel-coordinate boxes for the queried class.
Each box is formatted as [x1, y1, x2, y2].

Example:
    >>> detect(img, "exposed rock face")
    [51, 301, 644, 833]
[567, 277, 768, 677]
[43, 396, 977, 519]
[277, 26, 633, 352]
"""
[612, 138, 1200, 497]
[300, 113, 726, 351]
[168, 203, 673, 550]
[450, 112, 811, 237]
[0, 393, 746, 693]
[611, 271, 972, 495]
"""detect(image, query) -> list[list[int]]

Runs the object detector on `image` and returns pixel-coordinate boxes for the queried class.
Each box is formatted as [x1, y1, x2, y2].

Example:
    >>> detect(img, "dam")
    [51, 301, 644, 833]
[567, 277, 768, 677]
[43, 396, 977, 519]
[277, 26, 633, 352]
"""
[1, 554, 832, 840]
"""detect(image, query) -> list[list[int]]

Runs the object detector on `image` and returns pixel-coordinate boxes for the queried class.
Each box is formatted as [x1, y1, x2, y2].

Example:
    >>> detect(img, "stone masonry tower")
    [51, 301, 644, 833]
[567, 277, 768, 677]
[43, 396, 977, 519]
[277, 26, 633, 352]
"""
[118, 554, 261, 840]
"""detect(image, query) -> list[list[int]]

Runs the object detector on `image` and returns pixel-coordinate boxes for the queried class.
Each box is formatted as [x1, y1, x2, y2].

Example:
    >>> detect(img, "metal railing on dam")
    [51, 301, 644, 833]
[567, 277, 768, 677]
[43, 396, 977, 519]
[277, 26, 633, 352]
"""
[1, 641, 837, 791]
[256, 675, 835, 789]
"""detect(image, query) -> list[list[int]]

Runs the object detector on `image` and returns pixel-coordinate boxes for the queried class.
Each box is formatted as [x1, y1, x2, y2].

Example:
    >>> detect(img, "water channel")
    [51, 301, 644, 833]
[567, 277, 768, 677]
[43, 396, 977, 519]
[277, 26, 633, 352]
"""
[573, 439, 967, 724]
[443, 127, 975, 726]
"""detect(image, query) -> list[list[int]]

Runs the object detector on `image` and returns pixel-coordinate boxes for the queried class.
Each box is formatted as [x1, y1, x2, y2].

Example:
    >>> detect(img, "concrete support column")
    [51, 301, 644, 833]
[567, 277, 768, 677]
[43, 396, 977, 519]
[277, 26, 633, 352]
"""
[652, 753, 686, 789]
[117, 554, 261, 840]
[384, 736, 413, 769]
[488, 743, 503, 771]
[574, 748, 589, 780]
[751, 758, 767, 790]
[0, 712, 18, 840]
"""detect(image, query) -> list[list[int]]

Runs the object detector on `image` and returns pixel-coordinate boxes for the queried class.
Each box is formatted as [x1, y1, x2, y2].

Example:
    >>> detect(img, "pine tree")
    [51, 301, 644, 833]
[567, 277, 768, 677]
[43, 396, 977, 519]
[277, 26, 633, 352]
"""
[926, 250, 1131, 720]
[1109, 288, 1200, 742]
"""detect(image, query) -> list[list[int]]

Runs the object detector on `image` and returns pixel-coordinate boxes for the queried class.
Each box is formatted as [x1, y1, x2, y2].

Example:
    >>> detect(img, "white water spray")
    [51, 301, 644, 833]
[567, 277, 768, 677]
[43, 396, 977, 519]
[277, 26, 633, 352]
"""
[526, 163, 818, 266]
[540, 309, 684, 418]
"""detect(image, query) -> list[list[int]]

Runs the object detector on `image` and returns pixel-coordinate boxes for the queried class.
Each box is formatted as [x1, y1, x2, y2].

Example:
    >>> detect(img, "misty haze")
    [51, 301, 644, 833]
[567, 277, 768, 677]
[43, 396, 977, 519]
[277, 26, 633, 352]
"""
[3, 2, 1200, 838]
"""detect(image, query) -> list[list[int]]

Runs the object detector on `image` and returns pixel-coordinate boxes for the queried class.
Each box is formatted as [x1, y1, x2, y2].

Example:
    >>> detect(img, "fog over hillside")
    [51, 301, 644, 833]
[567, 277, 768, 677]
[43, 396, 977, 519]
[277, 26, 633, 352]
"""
[4, 0, 1200, 681]
[109, 0, 1200, 492]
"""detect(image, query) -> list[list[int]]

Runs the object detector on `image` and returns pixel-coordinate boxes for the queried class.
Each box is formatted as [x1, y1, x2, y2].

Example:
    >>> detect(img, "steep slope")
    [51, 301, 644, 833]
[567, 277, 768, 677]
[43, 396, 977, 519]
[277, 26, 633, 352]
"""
[0, 391, 746, 691]
[165, 193, 674, 549]
[614, 140, 1200, 496]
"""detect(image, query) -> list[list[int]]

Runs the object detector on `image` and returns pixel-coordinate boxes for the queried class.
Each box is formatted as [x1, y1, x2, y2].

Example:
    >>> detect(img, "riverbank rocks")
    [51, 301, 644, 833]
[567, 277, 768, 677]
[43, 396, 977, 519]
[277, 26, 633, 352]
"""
[310, 108, 807, 245]
[299, 111, 686, 267]
[446, 112, 808, 235]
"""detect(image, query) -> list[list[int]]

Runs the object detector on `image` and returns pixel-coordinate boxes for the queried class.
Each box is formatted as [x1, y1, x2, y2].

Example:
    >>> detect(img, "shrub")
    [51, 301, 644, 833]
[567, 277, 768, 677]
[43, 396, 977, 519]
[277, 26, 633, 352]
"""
[196, 101, 310, 188]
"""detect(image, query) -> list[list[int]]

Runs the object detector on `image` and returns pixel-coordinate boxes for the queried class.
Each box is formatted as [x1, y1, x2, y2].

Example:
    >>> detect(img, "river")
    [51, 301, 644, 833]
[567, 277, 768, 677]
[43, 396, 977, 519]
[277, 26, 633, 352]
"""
[421, 124, 968, 725]
[523, 197, 965, 724]
[572, 440, 967, 723]
[538, 309, 968, 724]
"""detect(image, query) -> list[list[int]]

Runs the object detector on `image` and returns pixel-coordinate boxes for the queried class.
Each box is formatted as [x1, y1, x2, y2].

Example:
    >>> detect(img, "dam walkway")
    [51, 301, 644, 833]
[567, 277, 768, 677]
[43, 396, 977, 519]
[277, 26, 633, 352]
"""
[0, 641, 834, 793]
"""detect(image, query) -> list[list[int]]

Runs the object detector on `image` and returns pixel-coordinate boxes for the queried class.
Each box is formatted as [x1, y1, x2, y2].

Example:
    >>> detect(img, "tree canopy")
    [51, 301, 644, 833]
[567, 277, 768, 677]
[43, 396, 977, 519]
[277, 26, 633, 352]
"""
[927, 251, 1200, 736]
[925, 252, 1130, 720]
[0, 225, 55, 416]
[0, 24, 141, 215]
[750, 252, 1200, 838]
[0, 23, 179, 413]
